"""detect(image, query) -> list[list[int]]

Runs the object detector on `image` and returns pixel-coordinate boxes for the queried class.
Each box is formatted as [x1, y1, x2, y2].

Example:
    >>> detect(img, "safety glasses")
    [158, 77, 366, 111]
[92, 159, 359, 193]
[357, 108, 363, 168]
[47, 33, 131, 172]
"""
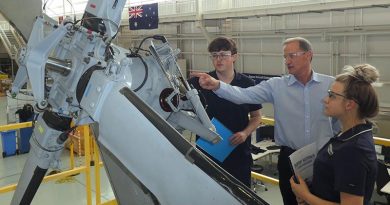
[327, 90, 347, 99]
[210, 51, 232, 60]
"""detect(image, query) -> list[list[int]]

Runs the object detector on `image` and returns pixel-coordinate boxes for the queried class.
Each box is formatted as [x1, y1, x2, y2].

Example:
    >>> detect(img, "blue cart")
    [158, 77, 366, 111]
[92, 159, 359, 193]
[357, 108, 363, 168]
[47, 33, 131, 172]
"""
[18, 116, 34, 154]
[1, 130, 17, 158]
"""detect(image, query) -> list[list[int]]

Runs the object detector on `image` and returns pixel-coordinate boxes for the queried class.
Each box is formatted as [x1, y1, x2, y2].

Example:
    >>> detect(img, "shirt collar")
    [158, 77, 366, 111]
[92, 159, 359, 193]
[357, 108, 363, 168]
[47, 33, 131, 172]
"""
[312, 71, 321, 82]
[287, 70, 321, 86]
[335, 122, 373, 141]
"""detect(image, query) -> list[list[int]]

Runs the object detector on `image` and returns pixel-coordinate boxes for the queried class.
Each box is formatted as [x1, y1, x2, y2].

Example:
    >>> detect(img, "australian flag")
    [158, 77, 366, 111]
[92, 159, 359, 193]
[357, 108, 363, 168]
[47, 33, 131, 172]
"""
[129, 3, 158, 30]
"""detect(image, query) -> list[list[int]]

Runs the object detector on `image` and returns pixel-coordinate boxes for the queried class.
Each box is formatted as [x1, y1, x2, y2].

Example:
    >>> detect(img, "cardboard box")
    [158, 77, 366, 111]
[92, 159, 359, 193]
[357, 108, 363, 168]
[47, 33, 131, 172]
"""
[0, 78, 12, 93]
[66, 126, 95, 156]
[67, 130, 85, 156]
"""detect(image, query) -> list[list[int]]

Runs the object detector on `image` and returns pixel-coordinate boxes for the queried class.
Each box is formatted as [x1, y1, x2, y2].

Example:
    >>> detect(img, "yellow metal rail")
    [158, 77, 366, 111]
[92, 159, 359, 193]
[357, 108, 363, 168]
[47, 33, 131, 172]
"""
[251, 172, 279, 185]
[93, 139, 102, 205]
[257, 117, 390, 185]
[0, 121, 32, 131]
[0, 123, 96, 205]
[261, 117, 275, 126]
[261, 117, 390, 147]
[83, 125, 93, 205]
[374, 137, 390, 147]
[102, 200, 117, 205]
[1, 118, 389, 204]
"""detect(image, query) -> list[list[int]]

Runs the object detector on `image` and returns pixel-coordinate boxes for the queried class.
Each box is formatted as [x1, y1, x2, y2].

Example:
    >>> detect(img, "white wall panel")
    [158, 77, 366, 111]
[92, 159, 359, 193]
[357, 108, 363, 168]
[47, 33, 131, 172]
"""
[259, 17, 272, 30]
[193, 39, 208, 53]
[240, 19, 261, 31]
[340, 36, 362, 54]
[181, 22, 193, 33]
[285, 15, 298, 29]
[299, 13, 331, 28]
[310, 39, 331, 54]
[366, 35, 390, 54]
[234, 57, 243, 73]
[182, 40, 193, 54]
[241, 39, 261, 53]
[338, 57, 361, 70]
[272, 16, 285, 30]
[312, 57, 333, 76]
[192, 54, 212, 72]
[241, 55, 261, 73]
[262, 56, 285, 75]
[343, 10, 361, 26]
[330, 11, 347, 27]
[362, 8, 390, 25]
[367, 58, 390, 82]
[115, 0, 390, 125]
[261, 38, 283, 53]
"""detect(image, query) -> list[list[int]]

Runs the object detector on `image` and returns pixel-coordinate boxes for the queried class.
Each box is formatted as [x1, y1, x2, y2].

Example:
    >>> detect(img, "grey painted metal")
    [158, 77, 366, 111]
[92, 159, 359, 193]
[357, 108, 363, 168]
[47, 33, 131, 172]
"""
[2, 0, 270, 204]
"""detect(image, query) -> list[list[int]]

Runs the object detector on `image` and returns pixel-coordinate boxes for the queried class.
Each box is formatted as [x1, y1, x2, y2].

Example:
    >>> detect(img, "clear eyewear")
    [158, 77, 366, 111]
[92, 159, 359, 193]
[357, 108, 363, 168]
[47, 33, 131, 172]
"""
[210, 52, 232, 60]
[283, 51, 306, 60]
[327, 90, 347, 99]
[327, 90, 360, 105]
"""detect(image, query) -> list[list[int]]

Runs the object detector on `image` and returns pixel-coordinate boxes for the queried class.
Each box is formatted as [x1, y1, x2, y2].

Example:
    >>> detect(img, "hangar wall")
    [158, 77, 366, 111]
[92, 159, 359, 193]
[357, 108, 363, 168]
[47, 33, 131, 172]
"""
[117, 0, 390, 137]
[2, 0, 390, 137]
[117, 1, 390, 81]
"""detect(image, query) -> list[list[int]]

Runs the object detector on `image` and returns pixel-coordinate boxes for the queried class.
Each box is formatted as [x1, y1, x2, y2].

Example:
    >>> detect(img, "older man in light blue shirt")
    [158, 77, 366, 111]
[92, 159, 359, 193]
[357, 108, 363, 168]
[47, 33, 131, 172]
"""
[194, 37, 339, 205]
[216, 71, 338, 150]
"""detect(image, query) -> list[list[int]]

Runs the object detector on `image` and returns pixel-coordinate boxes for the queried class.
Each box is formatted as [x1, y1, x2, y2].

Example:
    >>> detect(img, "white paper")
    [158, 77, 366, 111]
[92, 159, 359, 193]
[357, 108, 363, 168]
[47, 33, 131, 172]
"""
[289, 142, 317, 183]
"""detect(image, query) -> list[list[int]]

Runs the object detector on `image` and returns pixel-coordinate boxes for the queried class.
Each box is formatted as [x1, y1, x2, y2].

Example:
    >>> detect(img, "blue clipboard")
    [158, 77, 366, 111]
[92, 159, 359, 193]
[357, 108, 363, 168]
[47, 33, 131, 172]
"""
[196, 118, 236, 162]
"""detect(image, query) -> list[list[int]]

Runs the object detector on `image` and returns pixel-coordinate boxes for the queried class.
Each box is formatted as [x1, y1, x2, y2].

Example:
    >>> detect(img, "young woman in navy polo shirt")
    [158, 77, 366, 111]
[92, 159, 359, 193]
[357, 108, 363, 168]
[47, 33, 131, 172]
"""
[290, 64, 379, 205]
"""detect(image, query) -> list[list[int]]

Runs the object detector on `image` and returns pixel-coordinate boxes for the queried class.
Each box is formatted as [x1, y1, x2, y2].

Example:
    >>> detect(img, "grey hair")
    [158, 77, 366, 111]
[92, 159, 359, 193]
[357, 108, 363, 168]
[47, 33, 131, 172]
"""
[283, 37, 313, 52]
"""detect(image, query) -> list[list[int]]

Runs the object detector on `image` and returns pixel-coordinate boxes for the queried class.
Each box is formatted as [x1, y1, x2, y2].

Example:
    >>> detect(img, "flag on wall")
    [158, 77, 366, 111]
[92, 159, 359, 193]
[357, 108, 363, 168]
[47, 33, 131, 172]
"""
[129, 3, 158, 30]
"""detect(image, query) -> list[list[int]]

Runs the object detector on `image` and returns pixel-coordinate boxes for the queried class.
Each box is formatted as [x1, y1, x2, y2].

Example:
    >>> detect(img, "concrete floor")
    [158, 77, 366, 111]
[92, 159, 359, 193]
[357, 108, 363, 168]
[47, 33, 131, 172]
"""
[0, 95, 285, 204]
[0, 96, 115, 204]
[2, 94, 388, 205]
[0, 151, 115, 204]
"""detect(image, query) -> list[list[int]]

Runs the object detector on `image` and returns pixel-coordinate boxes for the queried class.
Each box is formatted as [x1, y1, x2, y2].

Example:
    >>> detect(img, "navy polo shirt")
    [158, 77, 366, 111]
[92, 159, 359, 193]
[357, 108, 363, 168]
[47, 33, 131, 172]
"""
[188, 70, 262, 171]
[311, 122, 377, 205]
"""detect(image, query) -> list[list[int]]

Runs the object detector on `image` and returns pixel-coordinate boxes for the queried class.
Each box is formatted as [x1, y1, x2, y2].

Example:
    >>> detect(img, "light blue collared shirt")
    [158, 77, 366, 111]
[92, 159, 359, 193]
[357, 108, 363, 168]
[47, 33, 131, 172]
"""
[215, 72, 340, 150]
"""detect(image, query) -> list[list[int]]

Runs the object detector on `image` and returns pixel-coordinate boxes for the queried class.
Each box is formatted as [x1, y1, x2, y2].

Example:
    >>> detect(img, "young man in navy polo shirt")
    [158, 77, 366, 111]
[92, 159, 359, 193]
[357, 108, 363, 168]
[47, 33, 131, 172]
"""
[188, 37, 262, 187]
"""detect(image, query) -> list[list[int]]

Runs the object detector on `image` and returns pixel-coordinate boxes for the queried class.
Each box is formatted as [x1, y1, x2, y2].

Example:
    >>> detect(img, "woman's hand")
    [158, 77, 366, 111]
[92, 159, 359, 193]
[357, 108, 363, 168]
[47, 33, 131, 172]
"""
[296, 197, 308, 205]
[290, 175, 310, 200]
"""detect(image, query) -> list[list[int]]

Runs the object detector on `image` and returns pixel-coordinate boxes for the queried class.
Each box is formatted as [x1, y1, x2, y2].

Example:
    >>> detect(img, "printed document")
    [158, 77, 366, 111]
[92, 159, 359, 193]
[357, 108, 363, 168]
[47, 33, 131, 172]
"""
[289, 142, 317, 183]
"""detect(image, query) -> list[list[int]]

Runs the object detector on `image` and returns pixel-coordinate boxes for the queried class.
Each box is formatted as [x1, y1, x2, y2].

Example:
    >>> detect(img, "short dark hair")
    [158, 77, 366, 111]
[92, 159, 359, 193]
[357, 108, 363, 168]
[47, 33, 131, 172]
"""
[336, 64, 379, 119]
[208, 37, 237, 54]
[283, 37, 313, 52]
